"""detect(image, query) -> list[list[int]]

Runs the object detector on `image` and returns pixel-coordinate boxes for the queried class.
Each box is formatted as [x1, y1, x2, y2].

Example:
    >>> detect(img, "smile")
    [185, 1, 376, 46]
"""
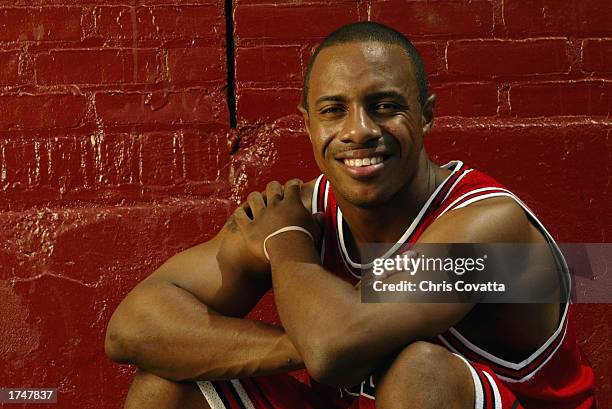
[337, 153, 391, 178]
[343, 156, 384, 167]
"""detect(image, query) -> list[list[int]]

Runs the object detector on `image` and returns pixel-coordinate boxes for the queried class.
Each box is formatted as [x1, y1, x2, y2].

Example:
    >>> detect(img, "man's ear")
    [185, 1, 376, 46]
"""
[298, 104, 312, 139]
[421, 94, 436, 137]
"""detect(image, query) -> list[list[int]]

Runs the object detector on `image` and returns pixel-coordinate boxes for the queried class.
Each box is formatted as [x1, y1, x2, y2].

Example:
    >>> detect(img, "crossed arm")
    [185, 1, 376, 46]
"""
[239, 183, 535, 387]
[104, 226, 304, 382]
[105, 179, 538, 387]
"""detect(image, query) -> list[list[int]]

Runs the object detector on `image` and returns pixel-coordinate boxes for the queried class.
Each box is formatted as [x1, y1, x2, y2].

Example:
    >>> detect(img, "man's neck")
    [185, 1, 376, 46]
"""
[336, 156, 449, 262]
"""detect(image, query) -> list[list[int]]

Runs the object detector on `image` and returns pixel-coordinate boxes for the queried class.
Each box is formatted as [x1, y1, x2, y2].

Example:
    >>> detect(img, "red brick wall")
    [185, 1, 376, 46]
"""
[0, 1, 609, 408]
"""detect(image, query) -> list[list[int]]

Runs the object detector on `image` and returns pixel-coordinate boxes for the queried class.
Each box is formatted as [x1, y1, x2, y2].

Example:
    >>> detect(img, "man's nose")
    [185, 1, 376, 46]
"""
[340, 106, 381, 144]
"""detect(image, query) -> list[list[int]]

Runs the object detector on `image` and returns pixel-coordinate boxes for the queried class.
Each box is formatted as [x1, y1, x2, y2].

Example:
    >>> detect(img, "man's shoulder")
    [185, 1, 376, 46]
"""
[422, 196, 537, 244]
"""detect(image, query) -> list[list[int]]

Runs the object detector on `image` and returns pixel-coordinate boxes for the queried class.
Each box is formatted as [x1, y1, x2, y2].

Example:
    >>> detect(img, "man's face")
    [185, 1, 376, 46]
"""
[303, 41, 430, 208]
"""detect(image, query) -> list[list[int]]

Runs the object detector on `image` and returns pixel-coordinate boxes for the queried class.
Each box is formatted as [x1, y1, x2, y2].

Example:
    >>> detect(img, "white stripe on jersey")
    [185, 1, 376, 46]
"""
[312, 174, 323, 214]
[453, 354, 485, 409]
[196, 381, 227, 409]
[323, 181, 330, 212]
[483, 371, 503, 408]
[230, 380, 256, 409]
[441, 168, 474, 204]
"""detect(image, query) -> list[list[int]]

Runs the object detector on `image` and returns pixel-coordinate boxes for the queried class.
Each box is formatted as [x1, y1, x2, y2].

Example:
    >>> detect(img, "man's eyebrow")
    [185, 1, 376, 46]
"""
[314, 95, 346, 106]
[367, 91, 409, 105]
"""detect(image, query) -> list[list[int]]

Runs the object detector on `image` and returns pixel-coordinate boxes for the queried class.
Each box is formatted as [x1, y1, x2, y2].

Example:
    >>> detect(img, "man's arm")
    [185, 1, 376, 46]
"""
[104, 181, 316, 382]
[237, 185, 541, 387]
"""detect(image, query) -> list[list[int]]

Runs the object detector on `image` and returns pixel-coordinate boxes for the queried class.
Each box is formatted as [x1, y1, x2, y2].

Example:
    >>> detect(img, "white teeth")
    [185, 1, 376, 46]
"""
[343, 156, 384, 167]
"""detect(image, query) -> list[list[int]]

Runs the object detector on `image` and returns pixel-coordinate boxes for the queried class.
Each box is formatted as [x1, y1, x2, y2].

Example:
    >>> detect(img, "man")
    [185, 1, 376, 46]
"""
[105, 22, 594, 408]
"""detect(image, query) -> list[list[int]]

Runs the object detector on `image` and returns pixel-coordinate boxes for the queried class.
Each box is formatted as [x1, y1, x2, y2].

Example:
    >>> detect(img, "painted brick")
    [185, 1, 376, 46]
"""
[0, 138, 45, 191]
[231, 129, 319, 201]
[36, 49, 160, 85]
[0, 51, 21, 85]
[234, 4, 359, 41]
[140, 133, 180, 186]
[426, 120, 611, 242]
[0, 95, 88, 130]
[236, 88, 302, 121]
[268, 131, 319, 183]
[140, 131, 229, 186]
[47, 137, 94, 193]
[447, 39, 569, 77]
[182, 131, 229, 182]
[504, 0, 612, 37]
[236, 46, 302, 83]
[167, 47, 226, 84]
[237, 0, 355, 3]
[94, 6, 221, 40]
[509, 82, 611, 117]
[95, 90, 228, 126]
[97, 132, 141, 186]
[0, 134, 143, 199]
[0, 0, 219, 4]
[414, 42, 439, 77]
[371, 0, 493, 38]
[0, 7, 82, 41]
[432, 83, 498, 117]
[582, 40, 612, 74]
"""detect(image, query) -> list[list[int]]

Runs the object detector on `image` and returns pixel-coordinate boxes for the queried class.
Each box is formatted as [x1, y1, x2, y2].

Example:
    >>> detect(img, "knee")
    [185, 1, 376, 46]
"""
[386, 341, 453, 380]
[376, 341, 472, 409]
[125, 370, 210, 409]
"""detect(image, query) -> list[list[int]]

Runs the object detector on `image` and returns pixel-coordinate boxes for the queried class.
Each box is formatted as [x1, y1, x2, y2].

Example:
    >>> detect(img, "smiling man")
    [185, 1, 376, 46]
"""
[105, 23, 594, 409]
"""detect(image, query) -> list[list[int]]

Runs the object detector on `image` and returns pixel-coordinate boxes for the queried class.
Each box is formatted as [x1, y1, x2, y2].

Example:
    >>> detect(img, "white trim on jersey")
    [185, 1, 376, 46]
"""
[342, 387, 360, 397]
[436, 187, 508, 219]
[312, 175, 328, 264]
[454, 191, 515, 209]
[196, 381, 227, 409]
[454, 354, 485, 409]
[483, 371, 503, 409]
[312, 174, 323, 214]
[323, 180, 330, 212]
[230, 380, 257, 409]
[445, 314, 569, 384]
[336, 161, 465, 270]
[441, 168, 474, 204]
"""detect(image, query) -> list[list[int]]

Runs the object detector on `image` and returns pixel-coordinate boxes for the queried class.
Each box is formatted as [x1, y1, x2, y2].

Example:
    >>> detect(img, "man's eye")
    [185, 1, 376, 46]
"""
[376, 102, 399, 111]
[320, 106, 344, 115]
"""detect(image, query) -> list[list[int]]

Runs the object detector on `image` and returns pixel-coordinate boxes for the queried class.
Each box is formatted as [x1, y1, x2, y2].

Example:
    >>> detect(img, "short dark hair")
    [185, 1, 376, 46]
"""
[302, 22, 429, 111]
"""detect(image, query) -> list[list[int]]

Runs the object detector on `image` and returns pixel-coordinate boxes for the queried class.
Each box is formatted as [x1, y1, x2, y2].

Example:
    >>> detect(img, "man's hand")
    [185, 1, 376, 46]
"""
[233, 180, 321, 264]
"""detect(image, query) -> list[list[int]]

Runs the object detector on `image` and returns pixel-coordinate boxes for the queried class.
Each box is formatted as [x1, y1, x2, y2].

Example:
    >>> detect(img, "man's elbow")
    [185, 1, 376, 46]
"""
[104, 311, 136, 363]
[104, 322, 132, 363]
[103, 290, 151, 364]
[302, 336, 363, 388]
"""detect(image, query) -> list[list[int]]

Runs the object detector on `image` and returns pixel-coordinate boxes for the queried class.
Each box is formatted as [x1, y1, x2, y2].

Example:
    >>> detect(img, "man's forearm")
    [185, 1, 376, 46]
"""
[105, 282, 303, 382]
[265, 233, 380, 385]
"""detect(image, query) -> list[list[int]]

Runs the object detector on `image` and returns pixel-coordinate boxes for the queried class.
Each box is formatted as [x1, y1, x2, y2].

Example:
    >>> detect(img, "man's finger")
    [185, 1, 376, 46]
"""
[265, 181, 283, 205]
[247, 191, 266, 217]
[283, 179, 302, 201]
[232, 206, 251, 230]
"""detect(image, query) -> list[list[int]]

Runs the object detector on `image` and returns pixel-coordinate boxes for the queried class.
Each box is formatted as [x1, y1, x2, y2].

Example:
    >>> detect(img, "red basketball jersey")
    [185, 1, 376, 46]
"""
[310, 161, 596, 408]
